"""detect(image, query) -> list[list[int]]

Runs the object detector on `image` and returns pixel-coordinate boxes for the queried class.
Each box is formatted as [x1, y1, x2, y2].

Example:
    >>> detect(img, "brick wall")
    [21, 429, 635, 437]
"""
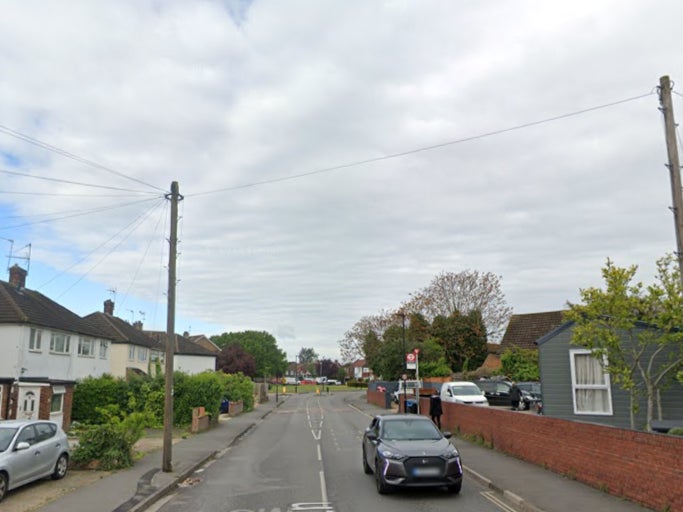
[413, 395, 683, 512]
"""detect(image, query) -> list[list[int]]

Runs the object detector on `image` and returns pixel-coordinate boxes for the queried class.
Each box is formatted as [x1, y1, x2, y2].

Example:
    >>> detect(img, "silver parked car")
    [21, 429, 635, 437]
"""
[0, 419, 70, 502]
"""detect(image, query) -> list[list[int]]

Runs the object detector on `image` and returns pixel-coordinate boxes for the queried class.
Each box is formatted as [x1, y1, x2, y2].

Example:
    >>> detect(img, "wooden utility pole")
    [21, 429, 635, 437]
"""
[163, 181, 182, 472]
[659, 76, 683, 285]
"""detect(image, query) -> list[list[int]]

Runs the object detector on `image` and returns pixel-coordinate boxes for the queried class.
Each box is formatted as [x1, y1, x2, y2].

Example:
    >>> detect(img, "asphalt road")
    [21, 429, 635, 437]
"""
[146, 392, 521, 512]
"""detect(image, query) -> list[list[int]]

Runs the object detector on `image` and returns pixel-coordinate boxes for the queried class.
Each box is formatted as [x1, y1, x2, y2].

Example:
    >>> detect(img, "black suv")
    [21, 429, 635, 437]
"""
[473, 379, 540, 410]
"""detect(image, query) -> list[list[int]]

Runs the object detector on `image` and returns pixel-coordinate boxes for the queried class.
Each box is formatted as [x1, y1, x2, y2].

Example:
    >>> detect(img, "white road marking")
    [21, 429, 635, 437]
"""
[481, 491, 519, 512]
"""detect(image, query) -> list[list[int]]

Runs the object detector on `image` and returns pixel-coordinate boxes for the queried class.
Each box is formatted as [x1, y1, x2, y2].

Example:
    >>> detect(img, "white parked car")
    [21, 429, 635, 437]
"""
[440, 381, 489, 406]
[0, 419, 70, 502]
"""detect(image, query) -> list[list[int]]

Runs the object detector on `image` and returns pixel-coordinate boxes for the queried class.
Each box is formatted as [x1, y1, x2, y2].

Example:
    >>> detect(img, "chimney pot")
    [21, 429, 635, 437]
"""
[104, 299, 114, 315]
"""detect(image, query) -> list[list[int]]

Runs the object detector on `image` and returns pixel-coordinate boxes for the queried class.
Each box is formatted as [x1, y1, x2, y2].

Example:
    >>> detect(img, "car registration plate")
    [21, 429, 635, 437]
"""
[413, 466, 441, 477]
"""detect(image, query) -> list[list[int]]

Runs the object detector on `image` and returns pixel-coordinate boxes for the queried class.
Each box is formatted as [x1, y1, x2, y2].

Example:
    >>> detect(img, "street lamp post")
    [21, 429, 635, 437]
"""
[399, 311, 407, 413]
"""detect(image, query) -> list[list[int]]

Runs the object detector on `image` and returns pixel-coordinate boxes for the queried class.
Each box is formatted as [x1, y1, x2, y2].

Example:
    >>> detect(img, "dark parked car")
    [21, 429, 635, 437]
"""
[0, 419, 70, 502]
[362, 414, 463, 494]
[474, 379, 540, 410]
[516, 381, 543, 413]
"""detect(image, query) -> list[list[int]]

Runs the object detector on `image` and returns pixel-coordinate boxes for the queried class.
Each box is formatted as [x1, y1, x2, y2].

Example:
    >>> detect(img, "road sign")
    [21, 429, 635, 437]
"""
[406, 352, 416, 369]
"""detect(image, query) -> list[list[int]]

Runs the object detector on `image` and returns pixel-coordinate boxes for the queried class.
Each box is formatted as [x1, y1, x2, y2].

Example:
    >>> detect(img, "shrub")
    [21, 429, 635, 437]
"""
[72, 410, 148, 470]
[173, 371, 224, 425]
[668, 427, 683, 436]
[220, 372, 254, 411]
[72, 375, 128, 424]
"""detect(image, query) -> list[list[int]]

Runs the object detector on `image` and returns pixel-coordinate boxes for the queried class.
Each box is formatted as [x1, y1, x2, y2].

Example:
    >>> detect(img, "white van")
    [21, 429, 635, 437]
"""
[440, 381, 489, 406]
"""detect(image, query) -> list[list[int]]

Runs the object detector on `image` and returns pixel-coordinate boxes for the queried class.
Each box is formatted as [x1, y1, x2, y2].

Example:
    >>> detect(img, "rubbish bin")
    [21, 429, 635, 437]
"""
[220, 398, 230, 414]
[405, 399, 418, 414]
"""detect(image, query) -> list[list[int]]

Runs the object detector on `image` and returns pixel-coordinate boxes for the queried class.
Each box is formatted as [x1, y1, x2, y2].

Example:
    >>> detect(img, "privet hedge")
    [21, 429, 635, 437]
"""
[73, 371, 255, 427]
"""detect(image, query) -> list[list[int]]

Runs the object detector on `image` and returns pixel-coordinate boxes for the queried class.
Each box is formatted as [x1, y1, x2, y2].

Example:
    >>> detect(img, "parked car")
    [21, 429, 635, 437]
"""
[0, 419, 70, 502]
[474, 379, 539, 410]
[391, 379, 423, 403]
[440, 381, 489, 406]
[362, 414, 463, 494]
[516, 381, 543, 413]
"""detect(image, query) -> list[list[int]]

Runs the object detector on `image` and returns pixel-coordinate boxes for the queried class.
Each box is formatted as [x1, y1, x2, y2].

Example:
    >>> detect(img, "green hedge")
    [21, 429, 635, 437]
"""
[72, 371, 254, 428]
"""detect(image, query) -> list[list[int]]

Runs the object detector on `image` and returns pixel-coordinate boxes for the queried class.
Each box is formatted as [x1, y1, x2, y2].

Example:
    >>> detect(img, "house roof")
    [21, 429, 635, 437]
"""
[499, 311, 566, 351]
[0, 280, 109, 338]
[187, 334, 221, 353]
[84, 312, 161, 350]
[145, 330, 217, 357]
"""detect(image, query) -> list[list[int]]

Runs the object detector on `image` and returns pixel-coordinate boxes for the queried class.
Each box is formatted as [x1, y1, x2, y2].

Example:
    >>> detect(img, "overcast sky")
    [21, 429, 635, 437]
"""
[1, 1, 683, 362]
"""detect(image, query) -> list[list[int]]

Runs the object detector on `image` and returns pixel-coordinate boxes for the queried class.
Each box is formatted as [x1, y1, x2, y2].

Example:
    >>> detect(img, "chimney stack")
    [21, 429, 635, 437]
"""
[133, 320, 143, 330]
[9, 265, 27, 288]
[104, 299, 115, 315]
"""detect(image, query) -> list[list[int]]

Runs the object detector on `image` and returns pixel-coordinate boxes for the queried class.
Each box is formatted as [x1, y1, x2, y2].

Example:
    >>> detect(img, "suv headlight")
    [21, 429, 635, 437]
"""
[442, 445, 460, 459]
[378, 446, 405, 460]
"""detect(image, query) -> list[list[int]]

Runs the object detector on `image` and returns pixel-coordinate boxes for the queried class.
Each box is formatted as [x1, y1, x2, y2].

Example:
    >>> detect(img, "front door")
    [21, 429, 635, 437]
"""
[17, 386, 40, 420]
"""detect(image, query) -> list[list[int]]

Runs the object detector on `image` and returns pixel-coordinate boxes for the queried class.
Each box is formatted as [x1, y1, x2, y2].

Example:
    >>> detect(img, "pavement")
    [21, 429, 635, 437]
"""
[25, 391, 653, 512]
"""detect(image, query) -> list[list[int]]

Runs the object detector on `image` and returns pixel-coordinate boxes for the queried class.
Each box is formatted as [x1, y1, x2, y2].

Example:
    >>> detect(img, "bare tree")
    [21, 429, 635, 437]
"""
[339, 310, 396, 363]
[405, 270, 512, 342]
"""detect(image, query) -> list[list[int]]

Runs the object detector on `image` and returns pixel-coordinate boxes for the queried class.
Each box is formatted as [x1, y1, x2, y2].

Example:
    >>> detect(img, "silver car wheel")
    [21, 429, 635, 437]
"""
[52, 454, 68, 480]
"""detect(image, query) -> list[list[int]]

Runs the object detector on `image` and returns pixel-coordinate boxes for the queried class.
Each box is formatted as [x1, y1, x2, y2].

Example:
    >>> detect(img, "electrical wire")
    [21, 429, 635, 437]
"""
[48, 198, 167, 298]
[0, 189, 154, 198]
[0, 197, 161, 231]
[0, 168, 160, 195]
[0, 123, 165, 192]
[187, 91, 655, 198]
[2, 197, 162, 221]
[118, 199, 169, 311]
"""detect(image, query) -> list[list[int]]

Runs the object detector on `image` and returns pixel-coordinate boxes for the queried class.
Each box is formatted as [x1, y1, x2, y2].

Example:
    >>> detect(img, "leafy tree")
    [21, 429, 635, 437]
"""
[375, 324, 406, 380]
[211, 330, 287, 377]
[417, 338, 453, 377]
[431, 310, 487, 372]
[298, 347, 318, 364]
[499, 347, 539, 381]
[216, 343, 257, 377]
[405, 270, 512, 342]
[319, 358, 341, 378]
[565, 255, 683, 431]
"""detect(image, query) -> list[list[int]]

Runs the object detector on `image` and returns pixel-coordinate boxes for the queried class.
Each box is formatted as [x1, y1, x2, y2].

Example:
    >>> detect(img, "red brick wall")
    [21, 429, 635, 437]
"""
[409, 395, 682, 512]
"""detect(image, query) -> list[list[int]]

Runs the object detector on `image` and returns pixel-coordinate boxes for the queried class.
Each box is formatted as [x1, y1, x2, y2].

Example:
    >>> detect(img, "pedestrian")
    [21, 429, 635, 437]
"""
[429, 389, 443, 429]
[510, 381, 521, 411]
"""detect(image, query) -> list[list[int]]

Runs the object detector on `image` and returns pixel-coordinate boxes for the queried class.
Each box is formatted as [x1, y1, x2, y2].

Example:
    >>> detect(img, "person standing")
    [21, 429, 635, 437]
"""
[429, 390, 443, 428]
[510, 381, 521, 411]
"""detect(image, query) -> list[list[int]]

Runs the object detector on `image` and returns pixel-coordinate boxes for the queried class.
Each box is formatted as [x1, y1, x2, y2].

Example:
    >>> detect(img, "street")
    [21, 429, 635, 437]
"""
[148, 392, 519, 512]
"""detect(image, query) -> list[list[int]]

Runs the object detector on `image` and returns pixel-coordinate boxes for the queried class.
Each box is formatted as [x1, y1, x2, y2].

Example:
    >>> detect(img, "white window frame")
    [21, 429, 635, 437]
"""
[78, 337, 95, 357]
[29, 328, 43, 351]
[99, 340, 109, 359]
[137, 347, 148, 362]
[128, 345, 136, 361]
[50, 386, 65, 414]
[569, 349, 613, 415]
[50, 332, 71, 354]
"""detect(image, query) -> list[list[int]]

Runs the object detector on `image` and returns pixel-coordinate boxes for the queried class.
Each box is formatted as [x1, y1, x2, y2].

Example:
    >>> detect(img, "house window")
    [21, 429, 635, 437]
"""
[128, 345, 136, 361]
[99, 340, 109, 359]
[570, 349, 613, 415]
[51, 392, 64, 413]
[78, 337, 94, 357]
[137, 347, 148, 362]
[29, 328, 43, 351]
[50, 332, 71, 354]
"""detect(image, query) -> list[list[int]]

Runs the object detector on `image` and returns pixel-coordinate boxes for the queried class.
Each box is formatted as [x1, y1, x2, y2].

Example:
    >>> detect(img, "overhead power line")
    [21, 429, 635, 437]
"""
[188, 91, 655, 198]
[0, 124, 165, 192]
[0, 197, 161, 231]
[0, 168, 160, 195]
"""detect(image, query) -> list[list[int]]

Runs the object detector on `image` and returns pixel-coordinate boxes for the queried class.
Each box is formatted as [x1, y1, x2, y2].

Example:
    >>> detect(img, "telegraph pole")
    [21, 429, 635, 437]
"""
[163, 181, 182, 472]
[659, 75, 683, 285]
